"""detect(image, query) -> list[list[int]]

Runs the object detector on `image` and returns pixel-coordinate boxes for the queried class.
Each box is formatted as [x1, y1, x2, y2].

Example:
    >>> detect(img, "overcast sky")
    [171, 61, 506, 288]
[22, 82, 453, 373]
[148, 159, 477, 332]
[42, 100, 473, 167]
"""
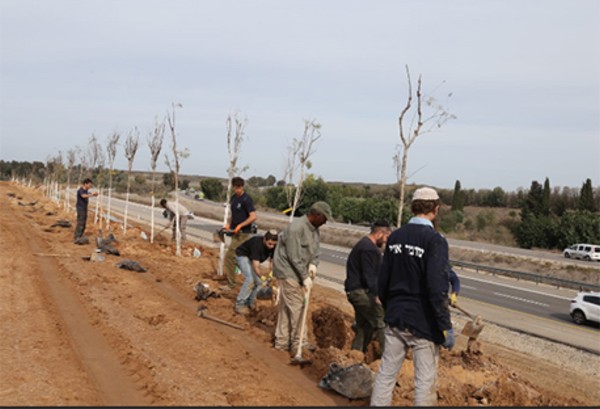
[1, 0, 598, 191]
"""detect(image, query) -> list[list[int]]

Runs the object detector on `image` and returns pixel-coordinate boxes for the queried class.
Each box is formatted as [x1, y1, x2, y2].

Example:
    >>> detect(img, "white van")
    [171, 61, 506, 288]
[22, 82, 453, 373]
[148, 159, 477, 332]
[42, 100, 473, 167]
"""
[563, 244, 600, 261]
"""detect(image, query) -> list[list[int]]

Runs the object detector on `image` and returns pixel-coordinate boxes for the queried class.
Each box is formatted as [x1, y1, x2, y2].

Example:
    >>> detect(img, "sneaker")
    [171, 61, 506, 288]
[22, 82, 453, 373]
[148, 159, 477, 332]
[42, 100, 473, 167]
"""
[274, 344, 290, 351]
[234, 306, 249, 316]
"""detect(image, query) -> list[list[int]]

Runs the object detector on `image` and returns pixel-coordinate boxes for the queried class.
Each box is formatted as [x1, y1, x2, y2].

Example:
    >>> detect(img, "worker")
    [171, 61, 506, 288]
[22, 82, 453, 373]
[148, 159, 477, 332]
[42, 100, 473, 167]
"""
[159, 198, 190, 241]
[234, 229, 279, 315]
[272, 201, 332, 354]
[74, 178, 98, 241]
[223, 177, 257, 290]
[344, 220, 392, 354]
[371, 187, 454, 406]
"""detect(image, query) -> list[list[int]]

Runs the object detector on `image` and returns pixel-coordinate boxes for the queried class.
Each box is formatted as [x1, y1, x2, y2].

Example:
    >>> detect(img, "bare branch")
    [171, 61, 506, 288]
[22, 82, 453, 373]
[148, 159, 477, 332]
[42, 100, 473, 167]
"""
[395, 64, 455, 227]
[288, 118, 322, 220]
[147, 116, 165, 172]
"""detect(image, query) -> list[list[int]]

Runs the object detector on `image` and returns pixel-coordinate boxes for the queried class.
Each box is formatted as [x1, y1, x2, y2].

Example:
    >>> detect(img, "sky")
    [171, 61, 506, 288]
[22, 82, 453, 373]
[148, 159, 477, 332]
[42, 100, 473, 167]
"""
[1, 0, 598, 192]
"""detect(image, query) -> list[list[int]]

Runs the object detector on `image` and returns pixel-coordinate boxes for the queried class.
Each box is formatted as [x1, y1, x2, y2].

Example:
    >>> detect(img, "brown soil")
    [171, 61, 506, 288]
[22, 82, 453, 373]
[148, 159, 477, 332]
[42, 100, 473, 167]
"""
[0, 181, 595, 406]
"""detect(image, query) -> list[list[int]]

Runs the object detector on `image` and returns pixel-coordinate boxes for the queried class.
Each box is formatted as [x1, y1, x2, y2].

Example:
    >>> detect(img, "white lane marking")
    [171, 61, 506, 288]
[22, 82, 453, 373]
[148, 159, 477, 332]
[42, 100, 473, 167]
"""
[493, 292, 550, 307]
[463, 275, 573, 301]
[461, 285, 477, 290]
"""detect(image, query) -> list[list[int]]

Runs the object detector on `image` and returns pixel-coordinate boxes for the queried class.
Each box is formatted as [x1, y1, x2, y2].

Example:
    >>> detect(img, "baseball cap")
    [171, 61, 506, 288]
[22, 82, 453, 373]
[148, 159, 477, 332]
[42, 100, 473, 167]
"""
[310, 201, 333, 220]
[412, 187, 439, 202]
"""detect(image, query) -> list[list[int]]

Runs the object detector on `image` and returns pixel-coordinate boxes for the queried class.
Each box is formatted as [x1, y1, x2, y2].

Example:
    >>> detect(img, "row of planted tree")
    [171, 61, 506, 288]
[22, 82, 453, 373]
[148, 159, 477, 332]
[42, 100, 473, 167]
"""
[6, 155, 599, 250]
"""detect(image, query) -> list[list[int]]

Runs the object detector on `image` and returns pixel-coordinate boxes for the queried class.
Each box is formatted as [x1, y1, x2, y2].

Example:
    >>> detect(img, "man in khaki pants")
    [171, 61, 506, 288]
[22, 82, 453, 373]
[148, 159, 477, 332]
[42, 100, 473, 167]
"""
[272, 201, 332, 354]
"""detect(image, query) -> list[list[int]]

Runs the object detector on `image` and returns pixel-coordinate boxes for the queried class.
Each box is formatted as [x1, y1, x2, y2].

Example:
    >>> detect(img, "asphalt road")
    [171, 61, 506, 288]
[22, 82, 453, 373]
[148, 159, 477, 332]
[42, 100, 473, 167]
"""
[86, 193, 600, 353]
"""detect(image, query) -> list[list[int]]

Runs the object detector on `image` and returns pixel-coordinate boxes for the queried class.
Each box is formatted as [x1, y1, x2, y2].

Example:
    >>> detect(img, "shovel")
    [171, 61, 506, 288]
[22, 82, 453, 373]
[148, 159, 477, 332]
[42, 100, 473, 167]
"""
[452, 302, 484, 341]
[291, 286, 312, 368]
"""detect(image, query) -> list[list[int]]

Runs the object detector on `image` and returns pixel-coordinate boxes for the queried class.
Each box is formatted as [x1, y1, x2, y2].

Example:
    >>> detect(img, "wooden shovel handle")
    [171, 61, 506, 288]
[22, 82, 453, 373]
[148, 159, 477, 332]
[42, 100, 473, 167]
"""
[452, 302, 474, 319]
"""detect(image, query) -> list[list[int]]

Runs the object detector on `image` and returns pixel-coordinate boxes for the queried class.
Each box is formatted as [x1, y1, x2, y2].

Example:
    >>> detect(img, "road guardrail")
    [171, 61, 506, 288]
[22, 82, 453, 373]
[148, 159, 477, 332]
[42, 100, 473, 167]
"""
[450, 259, 600, 292]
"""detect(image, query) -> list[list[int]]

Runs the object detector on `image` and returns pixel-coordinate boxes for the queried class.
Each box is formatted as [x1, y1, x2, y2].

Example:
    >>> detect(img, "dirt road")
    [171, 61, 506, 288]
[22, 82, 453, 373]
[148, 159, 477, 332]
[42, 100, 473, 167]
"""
[1, 182, 597, 406]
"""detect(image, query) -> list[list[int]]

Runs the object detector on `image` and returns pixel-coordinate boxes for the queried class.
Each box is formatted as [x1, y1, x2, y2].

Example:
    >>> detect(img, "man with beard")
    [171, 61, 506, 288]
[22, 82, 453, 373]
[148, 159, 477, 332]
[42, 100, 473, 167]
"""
[344, 220, 392, 354]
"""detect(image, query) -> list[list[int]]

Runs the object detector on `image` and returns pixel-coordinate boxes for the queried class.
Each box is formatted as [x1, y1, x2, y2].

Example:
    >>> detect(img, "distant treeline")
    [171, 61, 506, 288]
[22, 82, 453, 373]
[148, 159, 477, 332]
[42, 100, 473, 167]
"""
[2, 160, 599, 249]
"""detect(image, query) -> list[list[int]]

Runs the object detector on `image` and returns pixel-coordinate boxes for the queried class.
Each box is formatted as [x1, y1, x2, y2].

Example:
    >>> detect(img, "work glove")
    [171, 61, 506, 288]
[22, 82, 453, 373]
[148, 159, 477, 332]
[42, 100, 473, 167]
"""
[302, 276, 313, 292]
[450, 292, 458, 307]
[233, 225, 242, 235]
[442, 329, 455, 351]
[308, 263, 317, 279]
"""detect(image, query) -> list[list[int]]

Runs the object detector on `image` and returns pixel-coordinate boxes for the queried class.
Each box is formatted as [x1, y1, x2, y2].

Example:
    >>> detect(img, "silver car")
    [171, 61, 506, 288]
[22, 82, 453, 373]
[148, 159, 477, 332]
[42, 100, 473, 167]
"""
[563, 244, 600, 261]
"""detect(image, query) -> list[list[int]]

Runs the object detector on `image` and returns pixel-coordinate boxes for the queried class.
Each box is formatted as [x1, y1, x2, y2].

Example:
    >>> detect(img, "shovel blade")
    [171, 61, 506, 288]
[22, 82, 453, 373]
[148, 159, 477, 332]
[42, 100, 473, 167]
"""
[461, 316, 484, 340]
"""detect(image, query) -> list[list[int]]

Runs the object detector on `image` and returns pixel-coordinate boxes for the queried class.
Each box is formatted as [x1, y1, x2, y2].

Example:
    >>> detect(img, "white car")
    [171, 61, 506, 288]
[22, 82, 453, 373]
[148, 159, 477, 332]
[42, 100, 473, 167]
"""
[569, 291, 600, 325]
[562, 244, 600, 261]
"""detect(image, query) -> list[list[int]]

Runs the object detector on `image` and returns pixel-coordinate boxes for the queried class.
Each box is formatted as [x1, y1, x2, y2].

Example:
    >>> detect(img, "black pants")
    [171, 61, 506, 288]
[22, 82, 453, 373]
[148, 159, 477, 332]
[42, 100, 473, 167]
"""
[347, 288, 386, 353]
[74, 207, 88, 240]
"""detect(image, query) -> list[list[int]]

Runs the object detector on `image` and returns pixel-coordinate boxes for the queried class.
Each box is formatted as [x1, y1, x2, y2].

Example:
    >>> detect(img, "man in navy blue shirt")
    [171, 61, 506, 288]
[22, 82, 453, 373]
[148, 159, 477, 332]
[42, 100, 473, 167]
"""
[223, 177, 257, 290]
[371, 187, 454, 406]
[74, 178, 98, 241]
[344, 220, 392, 354]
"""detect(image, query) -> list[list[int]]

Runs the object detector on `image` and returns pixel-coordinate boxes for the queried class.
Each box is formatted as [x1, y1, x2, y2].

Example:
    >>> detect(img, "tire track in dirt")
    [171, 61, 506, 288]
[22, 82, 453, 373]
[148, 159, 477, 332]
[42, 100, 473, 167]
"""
[11, 208, 151, 406]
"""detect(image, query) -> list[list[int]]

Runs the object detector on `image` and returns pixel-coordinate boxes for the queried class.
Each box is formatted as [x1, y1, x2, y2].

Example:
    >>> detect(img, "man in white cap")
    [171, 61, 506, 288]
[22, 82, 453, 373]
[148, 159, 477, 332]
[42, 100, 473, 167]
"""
[272, 201, 332, 355]
[371, 187, 454, 406]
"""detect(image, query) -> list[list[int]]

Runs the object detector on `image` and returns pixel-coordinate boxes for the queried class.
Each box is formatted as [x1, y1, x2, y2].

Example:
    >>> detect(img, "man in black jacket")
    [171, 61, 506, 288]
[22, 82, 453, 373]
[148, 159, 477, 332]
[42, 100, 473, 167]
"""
[74, 178, 98, 241]
[344, 220, 391, 354]
[371, 187, 454, 407]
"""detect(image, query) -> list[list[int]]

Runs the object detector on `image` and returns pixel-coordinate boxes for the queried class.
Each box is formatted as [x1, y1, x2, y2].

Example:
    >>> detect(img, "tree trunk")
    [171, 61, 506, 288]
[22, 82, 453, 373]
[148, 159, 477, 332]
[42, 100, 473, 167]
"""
[396, 148, 409, 227]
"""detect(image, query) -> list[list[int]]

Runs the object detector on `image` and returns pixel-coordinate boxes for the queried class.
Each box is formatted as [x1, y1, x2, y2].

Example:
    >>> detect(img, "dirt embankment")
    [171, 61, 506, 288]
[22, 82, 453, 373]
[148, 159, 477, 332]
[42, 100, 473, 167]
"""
[0, 181, 596, 406]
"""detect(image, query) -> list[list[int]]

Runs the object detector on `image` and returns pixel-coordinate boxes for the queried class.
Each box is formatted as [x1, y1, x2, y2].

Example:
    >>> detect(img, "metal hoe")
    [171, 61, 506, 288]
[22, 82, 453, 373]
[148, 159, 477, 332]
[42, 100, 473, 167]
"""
[197, 305, 245, 331]
[290, 287, 312, 367]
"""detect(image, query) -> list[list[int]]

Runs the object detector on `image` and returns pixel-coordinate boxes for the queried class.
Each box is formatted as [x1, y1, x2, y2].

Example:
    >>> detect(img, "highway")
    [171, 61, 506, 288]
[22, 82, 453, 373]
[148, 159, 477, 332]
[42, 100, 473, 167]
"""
[79, 192, 600, 353]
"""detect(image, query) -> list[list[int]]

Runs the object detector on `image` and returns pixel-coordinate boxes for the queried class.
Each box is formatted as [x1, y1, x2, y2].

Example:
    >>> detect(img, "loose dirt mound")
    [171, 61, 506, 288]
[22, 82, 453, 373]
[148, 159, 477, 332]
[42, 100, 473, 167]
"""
[0, 182, 592, 406]
[312, 306, 348, 349]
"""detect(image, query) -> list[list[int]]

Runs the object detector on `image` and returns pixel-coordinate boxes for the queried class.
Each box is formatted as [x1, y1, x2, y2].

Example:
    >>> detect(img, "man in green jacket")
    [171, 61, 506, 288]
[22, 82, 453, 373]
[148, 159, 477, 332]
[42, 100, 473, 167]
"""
[272, 201, 333, 354]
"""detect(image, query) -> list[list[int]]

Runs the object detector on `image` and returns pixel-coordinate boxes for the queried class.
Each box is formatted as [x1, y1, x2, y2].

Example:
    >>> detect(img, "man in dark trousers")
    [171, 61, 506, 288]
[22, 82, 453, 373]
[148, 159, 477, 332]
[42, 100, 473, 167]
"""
[344, 220, 392, 354]
[223, 177, 257, 290]
[371, 187, 454, 406]
[74, 178, 98, 241]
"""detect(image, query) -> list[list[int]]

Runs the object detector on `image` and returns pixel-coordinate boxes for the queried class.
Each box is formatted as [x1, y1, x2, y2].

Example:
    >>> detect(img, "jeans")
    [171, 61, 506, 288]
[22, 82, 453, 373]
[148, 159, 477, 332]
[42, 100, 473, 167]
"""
[370, 326, 439, 406]
[235, 256, 261, 309]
